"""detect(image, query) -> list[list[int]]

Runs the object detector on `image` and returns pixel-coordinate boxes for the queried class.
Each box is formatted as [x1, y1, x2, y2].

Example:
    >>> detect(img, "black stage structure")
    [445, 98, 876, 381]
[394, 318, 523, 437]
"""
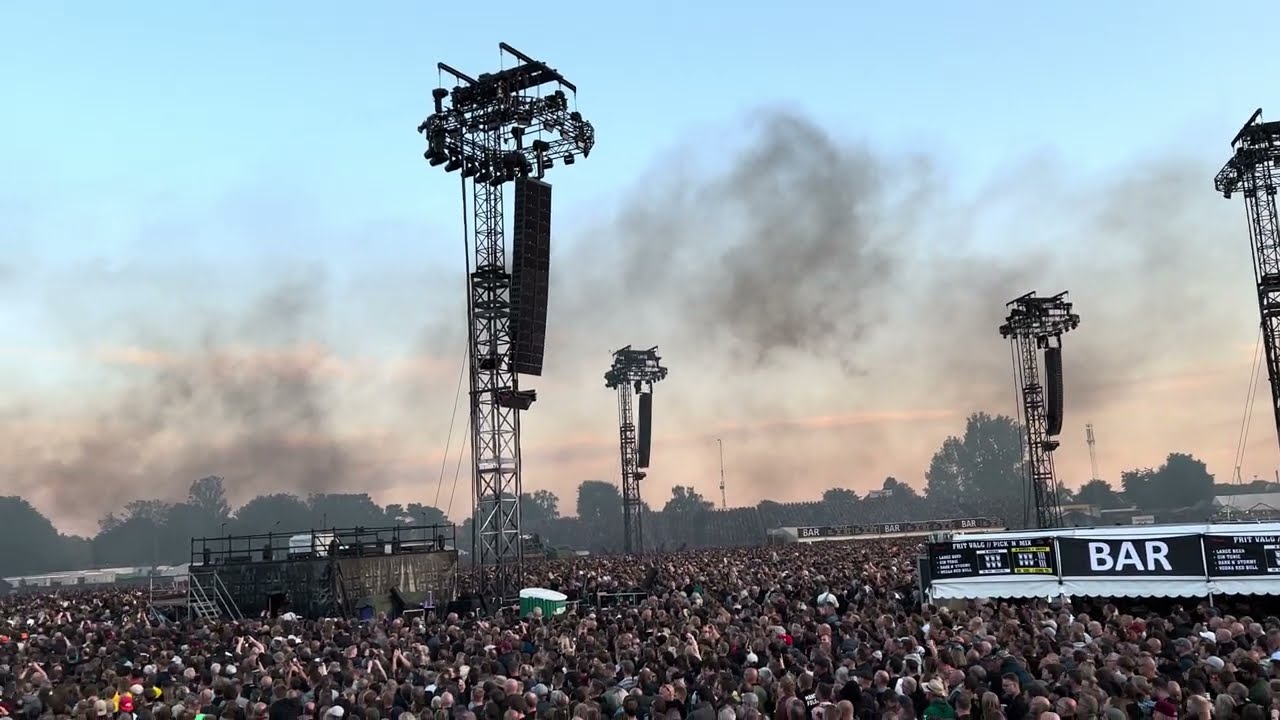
[188, 524, 458, 619]
[999, 291, 1081, 530]
[418, 44, 594, 603]
[1217, 109, 1280, 453]
[604, 346, 669, 553]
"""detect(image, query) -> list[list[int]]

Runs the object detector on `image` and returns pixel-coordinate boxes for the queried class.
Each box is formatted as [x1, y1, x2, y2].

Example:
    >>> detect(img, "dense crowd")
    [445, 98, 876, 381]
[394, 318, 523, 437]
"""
[2, 538, 1277, 720]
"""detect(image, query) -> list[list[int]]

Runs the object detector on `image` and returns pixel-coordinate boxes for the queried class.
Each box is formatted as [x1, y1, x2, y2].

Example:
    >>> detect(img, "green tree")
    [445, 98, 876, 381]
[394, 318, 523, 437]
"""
[924, 412, 1024, 523]
[576, 481, 621, 523]
[0, 497, 79, 576]
[822, 488, 859, 504]
[663, 486, 713, 515]
[521, 490, 560, 528]
[94, 503, 171, 567]
[1074, 478, 1124, 509]
[925, 437, 965, 508]
[1152, 453, 1215, 509]
[188, 476, 231, 521]
[1120, 468, 1158, 508]
[306, 493, 386, 528]
[234, 493, 309, 534]
[404, 503, 448, 527]
[101, 499, 171, 532]
[576, 481, 623, 550]
[882, 476, 921, 499]
[822, 488, 859, 524]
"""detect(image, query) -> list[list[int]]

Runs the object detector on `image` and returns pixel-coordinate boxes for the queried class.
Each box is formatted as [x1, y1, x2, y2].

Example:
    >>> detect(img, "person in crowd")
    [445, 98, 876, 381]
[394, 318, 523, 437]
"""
[0, 537, 1275, 720]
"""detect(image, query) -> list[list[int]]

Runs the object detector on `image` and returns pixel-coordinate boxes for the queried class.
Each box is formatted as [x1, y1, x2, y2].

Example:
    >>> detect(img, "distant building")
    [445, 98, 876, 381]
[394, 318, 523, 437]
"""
[1214, 493, 1280, 520]
[1060, 503, 1100, 527]
[1098, 507, 1143, 525]
[2, 564, 188, 591]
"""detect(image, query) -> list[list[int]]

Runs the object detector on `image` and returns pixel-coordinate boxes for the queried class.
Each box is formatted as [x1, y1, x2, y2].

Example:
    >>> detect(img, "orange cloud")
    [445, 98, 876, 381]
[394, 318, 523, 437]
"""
[5, 347, 1276, 530]
[529, 408, 957, 461]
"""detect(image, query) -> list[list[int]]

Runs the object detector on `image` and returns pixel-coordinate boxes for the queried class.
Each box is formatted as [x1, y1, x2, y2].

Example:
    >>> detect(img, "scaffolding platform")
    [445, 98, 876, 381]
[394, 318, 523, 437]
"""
[189, 524, 458, 618]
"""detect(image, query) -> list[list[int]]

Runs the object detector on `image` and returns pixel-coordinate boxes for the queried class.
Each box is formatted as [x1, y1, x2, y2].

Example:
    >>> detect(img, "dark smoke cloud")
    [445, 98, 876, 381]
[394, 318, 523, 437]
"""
[0, 271, 376, 524]
[546, 111, 1251, 500]
[0, 109, 1257, 527]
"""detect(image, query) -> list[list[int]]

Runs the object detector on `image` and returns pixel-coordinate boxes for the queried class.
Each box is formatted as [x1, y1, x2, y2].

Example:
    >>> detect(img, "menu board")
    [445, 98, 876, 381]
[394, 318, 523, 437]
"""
[1204, 534, 1280, 577]
[928, 537, 1056, 580]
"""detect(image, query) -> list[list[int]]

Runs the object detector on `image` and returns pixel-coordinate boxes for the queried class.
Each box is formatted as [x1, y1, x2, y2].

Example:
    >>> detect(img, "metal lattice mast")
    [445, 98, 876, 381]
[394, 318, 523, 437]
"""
[616, 383, 641, 550]
[604, 346, 668, 553]
[1014, 334, 1056, 528]
[1217, 109, 1280, 453]
[469, 124, 521, 601]
[1085, 423, 1101, 482]
[999, 291, 1080, 530]
[420, 44, 594, 603]
[717, 438, 727, 509]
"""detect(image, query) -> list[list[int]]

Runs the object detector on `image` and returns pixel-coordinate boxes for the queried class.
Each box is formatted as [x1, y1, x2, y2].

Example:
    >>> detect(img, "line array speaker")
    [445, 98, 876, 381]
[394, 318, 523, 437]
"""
[637, 391, 653, 468]
[510, 178, 552, 376]
[1044, 346, 1064, 436]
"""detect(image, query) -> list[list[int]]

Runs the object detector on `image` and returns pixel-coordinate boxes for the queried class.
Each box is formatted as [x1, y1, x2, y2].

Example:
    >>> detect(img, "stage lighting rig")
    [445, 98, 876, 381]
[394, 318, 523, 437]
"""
[419, 43, 594, 606]
[605, 346, 669, 554]
[999, 291, 1080, 530]
[1216, 109, 1280, 454]
[419, 44, 595, 185]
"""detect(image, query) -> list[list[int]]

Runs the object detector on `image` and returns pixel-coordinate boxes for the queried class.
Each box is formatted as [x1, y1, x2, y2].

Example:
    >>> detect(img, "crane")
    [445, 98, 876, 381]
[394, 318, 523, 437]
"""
[1085, 424, 1101, 482]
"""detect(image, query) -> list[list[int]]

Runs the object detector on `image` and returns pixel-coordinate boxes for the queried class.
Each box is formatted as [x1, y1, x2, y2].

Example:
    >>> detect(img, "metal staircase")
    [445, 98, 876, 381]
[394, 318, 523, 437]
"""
[188, 571, 244, 622]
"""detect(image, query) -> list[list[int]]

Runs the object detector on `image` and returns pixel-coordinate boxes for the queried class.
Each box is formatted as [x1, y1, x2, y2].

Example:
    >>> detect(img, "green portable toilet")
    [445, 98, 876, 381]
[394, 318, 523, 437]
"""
[519, 588, 567, 617]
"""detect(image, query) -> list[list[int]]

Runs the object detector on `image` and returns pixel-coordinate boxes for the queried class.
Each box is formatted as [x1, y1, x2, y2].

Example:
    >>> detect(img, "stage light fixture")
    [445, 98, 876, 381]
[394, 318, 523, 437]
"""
[445, 157, 462, 172]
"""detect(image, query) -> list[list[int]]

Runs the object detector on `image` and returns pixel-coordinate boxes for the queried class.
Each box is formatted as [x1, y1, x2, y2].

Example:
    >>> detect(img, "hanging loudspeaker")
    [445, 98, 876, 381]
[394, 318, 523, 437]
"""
[1045, 346, 1064, 436]
[637, 392, 653, 468]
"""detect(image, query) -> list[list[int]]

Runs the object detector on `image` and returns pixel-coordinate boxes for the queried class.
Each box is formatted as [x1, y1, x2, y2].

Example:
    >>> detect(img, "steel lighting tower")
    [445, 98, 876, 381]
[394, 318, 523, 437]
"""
[1217, 109, 1280, 453]
[604, 346, 668, 553]
[419, 44, 594, 603]
[999, 291, 1080, 529]
[1085, 423, 1101, 482]
[717, 438, 727, 509]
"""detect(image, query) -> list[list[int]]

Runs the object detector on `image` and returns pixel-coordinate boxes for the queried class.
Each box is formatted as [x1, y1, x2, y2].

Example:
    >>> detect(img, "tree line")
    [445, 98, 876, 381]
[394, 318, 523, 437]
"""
[921, 413, 1220, 518]
[0, 411, 1228, 579]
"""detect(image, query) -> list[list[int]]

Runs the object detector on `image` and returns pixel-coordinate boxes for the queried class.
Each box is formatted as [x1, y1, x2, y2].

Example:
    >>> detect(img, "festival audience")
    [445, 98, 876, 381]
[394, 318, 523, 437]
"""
[0, 538, 1275, 720]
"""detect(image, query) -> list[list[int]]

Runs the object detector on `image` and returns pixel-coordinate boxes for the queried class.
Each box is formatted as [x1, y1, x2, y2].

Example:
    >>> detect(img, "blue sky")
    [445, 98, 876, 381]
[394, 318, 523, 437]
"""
[3, 0, 1275, 358]
[5, 1, 1276, 264]
[4, 1, 1280, 525]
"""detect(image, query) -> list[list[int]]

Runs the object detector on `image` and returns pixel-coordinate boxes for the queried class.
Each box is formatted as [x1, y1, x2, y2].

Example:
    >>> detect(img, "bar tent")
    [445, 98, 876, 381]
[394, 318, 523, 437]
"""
[927, 522, 1280, 600]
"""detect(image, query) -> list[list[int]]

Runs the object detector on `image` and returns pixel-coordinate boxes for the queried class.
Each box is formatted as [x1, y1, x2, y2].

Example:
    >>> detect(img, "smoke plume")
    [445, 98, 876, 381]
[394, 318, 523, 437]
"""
[0, 110, 1259, 531]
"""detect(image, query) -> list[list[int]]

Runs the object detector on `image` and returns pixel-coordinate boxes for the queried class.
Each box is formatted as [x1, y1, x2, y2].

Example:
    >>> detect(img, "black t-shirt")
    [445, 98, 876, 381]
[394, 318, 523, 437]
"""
[269, 698, 303, 720]
[1005, 694, 1029, 720]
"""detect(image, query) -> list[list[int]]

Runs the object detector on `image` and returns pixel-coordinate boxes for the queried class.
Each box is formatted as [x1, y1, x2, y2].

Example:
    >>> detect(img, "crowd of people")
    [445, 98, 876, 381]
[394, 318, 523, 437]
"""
[1, 537, 1277, 720]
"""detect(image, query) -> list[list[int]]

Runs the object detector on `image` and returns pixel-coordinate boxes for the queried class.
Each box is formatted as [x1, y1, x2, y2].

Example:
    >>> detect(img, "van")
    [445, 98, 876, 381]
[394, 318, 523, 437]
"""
[287, 532, 340, 558]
